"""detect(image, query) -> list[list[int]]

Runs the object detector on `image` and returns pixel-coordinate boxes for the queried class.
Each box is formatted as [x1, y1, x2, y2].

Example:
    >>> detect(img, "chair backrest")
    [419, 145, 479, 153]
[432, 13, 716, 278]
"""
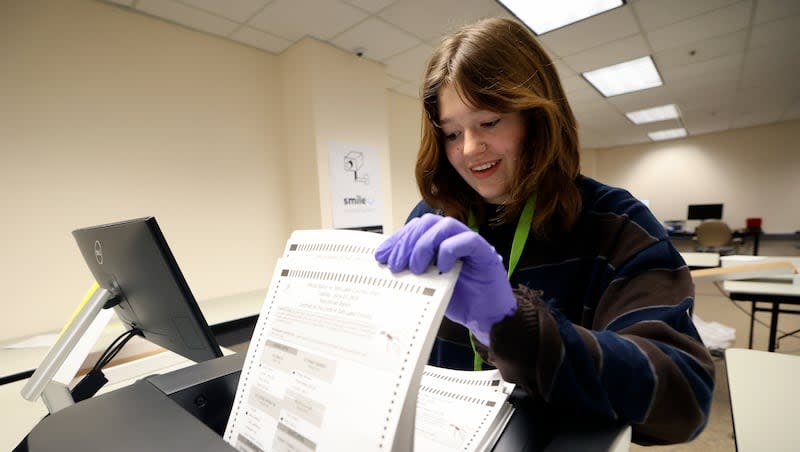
[695, 220, 733, 247]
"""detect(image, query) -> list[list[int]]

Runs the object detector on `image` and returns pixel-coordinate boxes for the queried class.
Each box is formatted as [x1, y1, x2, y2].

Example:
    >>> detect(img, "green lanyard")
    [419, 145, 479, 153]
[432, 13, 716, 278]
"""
[465, 194, 536, 371]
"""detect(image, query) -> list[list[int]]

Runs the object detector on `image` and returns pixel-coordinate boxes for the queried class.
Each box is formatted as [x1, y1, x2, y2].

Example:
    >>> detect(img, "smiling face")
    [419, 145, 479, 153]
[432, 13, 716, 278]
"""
[438, 84, 527, 205]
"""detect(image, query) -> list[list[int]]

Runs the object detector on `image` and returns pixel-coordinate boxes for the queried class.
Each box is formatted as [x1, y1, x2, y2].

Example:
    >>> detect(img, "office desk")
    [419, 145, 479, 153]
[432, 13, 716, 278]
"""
[721, 257, 800, 352]
[0, 288, 265, 385]
[669, 228, 761, 255]
[725, 348, 800, 451]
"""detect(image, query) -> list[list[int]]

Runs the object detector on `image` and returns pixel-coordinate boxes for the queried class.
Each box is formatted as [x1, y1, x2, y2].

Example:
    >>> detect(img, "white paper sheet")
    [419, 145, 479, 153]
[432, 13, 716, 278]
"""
[414, 365, 515, 452]
[224, 229, 459, 452]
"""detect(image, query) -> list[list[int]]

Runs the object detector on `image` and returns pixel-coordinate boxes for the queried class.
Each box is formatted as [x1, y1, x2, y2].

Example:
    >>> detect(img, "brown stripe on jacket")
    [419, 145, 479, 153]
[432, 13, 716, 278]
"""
[594, 268, 694, 330]
[620, 334, 711, 444]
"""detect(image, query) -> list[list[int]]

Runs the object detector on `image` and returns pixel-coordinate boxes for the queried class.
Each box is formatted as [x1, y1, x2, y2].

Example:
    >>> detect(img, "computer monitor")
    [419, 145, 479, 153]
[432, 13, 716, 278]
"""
[687, 203, 723, 221]
[72, 217, 222, 363]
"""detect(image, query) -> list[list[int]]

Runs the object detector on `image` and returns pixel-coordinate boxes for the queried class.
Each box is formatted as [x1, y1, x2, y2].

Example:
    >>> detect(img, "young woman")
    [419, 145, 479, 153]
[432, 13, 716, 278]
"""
[375, 17, 713, 445]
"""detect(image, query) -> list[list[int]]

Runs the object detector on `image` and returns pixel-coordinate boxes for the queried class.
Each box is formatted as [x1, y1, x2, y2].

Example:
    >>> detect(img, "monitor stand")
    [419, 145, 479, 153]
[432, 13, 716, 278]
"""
[21, 287, 119, 414]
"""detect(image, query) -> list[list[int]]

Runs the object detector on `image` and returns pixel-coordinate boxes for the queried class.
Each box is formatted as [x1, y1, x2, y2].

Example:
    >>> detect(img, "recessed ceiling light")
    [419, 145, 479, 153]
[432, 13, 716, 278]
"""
[648, 128, 687, 141]
[582, 56, 663, 97]
[497, 0, 625, 35]
[626, 104, 680, 125]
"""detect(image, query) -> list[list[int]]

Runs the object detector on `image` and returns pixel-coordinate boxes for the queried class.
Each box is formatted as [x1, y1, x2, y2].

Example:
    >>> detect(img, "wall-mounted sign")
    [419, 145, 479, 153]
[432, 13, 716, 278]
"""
[328, 142, 383, 231]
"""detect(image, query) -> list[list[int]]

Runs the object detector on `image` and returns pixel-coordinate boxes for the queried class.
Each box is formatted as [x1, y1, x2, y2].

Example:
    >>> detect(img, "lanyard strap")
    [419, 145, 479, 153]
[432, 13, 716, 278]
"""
[465, 194, 536, 371]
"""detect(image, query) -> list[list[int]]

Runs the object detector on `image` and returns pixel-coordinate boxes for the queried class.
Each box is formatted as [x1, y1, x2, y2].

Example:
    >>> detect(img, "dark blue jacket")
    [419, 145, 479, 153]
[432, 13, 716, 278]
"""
[407, 176, 714, 445]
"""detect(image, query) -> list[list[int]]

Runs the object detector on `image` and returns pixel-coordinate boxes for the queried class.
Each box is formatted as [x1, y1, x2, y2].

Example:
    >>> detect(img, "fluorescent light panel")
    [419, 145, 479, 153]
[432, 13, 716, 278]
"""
[648, 128, 687, 141]
[626, 104, 680, 124]
[497, 0, 624, 35]
[582, 56, 663, 97]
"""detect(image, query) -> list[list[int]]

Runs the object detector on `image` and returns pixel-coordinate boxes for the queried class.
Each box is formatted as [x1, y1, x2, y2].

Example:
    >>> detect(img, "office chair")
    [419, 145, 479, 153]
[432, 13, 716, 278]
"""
[695, 220, 739, 255]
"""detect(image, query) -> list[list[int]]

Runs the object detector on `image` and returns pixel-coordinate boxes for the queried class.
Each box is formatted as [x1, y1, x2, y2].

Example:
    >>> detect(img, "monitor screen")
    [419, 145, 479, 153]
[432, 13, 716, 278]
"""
[72, 217, 222, 363]
[687, 203, 723, 220]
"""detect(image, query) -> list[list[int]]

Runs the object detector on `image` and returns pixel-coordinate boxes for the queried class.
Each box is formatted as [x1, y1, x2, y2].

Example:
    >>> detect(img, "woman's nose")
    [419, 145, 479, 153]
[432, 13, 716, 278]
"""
[462, 130, 485, 155]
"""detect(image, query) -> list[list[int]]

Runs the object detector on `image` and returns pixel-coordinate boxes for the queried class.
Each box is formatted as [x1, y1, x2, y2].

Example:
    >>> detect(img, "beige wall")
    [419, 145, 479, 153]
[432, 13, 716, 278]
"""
[305, 39, 394, 232]
[0, 0, 409, 342]
[588, 120, 800, 233]
[386, 91, 423, 232]
[1, 0, 289, 341]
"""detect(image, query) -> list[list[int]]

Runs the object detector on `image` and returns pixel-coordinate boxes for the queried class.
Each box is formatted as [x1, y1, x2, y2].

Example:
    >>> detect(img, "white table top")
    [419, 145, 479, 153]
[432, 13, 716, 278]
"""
[0, 288, 265, 381]
[719, 255, 800, 296]
[680, 252, 720, 268]
[725, 348, 800, 451]
[721, 255, 800, 269]
[723, 279, 800, 297]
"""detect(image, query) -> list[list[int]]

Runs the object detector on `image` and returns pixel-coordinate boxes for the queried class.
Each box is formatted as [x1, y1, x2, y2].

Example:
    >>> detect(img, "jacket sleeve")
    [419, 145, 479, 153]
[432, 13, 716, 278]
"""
[483, 239, 715, 445]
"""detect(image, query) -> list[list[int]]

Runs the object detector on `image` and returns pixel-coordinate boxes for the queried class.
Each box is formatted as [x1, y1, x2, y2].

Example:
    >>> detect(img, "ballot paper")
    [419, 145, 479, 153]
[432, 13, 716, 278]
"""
[415, 365, 515, 452]
[224, 229, 461, 452]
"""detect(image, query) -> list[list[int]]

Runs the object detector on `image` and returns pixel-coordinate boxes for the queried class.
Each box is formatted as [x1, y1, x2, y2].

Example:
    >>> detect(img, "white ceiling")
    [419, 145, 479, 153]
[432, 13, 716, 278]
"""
[105, 0, 800, 149]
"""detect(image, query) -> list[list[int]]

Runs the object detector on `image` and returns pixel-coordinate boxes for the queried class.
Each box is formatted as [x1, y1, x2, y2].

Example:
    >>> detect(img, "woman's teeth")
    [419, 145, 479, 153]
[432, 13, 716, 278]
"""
[472, 161, 498, 172]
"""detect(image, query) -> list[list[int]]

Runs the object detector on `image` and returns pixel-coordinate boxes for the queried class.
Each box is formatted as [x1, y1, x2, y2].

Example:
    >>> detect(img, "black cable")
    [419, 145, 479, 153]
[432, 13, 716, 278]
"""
[90, 328, 136, 372]
[93, 328, 141, 372]
[96, 329, 139, 369]
[72, 327, 142, 403]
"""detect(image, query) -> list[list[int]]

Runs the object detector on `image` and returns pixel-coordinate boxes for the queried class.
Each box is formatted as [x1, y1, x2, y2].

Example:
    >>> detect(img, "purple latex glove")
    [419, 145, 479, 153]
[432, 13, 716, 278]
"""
[375, 214, 517, 345]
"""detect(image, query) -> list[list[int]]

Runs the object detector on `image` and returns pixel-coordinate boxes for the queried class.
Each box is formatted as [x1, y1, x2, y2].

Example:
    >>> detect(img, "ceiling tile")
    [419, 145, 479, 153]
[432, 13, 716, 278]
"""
[646, 1, 753, 52]
[736, 86, 800, 115]
[383, 43, 435, 83]
[682, 108, 732, 135]
[571, 98, 616, 114]
[230, 26, 293, 54]
[606, 131, 652, 147]
[669, 79, 737, 112]
[749, 14, 800, 49]
[106, 0, 135, 6]
[248, 0, 368, 41]
[632, 0, 739, 32]
[378, 0, 499, 42]
[740, 45, 800, 90]
[562, 34, 650, 73]
[538, 6, 640, 57]
[565, 86, 605, 104]
[573, 102, 630, 130]
[178, 0, 268, 22]
[342, 0, 398, 14]
[559, 75, 591, 93]
[552, 59, 577, 79]
[754, 0, 800, 24]
[660, 52, 743, 85]
[330, 17, 420, 61]
[136, 0, 240, 37]
[653, 30, 747, 69]
[730, 106, 785, 129]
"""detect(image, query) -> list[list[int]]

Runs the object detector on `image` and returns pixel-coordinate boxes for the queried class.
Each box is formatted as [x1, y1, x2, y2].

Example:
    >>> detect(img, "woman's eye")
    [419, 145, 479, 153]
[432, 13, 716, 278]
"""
[481, 119, 501, 128]
[444, 132, 460, 141]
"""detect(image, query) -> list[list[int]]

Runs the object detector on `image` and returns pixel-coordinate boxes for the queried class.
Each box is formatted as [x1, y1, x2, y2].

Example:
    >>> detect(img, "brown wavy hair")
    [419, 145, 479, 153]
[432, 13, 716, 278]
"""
[416, 17, 582, 236]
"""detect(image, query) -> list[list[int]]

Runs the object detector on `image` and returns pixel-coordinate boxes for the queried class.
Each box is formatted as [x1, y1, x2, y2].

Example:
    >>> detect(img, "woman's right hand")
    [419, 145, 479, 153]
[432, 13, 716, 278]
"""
[374, 214, 517, 345]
